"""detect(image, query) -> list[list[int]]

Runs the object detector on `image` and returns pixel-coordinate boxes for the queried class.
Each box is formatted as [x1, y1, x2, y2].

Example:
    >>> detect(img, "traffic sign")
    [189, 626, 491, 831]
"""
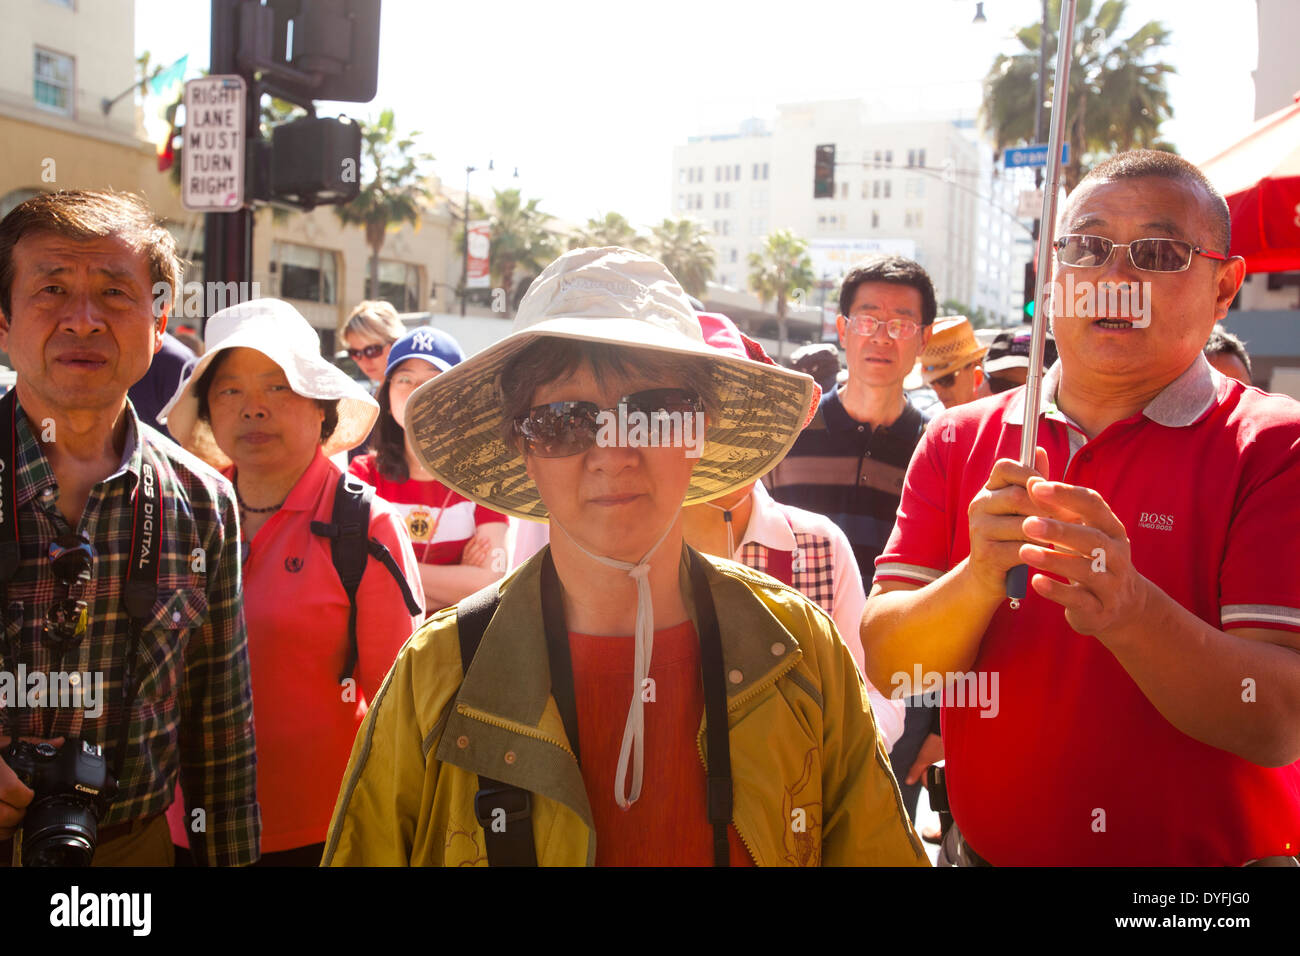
[1004, 143, 1069, 169]
[182, 75, 246, 212]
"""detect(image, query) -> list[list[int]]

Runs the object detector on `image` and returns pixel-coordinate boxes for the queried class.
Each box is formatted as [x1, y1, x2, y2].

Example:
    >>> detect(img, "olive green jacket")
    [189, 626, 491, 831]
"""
[322, 547, 927, 866]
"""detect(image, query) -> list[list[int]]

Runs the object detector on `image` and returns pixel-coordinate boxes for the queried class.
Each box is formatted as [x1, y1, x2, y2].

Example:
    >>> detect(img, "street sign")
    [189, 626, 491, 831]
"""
[1017, 189, 1044, 218]
[182, 75, 246, 212]
[1004, 143, 1069, 169]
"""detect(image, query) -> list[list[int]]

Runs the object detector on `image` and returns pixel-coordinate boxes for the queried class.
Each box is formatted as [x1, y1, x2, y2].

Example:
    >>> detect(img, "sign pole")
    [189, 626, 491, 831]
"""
[1005, 0, 1077, 609]
[200, 0, 253, 334]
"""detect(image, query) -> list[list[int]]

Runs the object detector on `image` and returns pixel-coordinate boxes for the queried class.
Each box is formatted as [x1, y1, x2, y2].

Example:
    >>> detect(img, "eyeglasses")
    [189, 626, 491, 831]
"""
[513, 388, 703, 459]
[847, 314, 921, 340]
[1054, 234, 1228, 273]
[346, 343, 387, 361]
[930, 362, 979, 390]
[44, 533, 95, 649]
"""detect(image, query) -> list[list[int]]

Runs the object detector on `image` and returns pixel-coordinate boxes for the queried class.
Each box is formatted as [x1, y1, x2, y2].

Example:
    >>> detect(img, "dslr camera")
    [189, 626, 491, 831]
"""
[3, 738, 117, 866]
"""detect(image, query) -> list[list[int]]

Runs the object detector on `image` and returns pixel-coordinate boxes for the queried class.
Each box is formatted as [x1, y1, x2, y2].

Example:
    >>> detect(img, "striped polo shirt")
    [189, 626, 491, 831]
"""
[764, 386, 930, 579]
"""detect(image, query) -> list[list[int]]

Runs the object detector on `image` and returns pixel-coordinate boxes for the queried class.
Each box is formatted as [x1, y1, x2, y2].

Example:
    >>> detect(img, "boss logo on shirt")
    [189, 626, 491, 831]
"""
[1137, 512, 1174, 532]
[284, 556, 304, 573]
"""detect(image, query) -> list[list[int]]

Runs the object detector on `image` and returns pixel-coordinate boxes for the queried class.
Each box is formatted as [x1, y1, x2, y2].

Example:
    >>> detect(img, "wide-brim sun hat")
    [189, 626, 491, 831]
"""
[404, 246, 817, 522]
[159, 298, 379, 469]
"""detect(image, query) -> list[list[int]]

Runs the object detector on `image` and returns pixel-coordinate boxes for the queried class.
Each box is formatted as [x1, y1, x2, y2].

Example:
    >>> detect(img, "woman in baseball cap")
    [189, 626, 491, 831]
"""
[348, 326, 509, 613]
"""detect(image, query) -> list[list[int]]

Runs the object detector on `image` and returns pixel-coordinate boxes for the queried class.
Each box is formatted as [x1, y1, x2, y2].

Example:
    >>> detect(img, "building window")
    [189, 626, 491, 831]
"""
[883, 180, 892, 199]
[873, 150, 882, 169]
[918, 148, 926, 168]
[733, 164, 741, 181]
[715, 166, 722, 182]
[730, 248, 739, 264]
[761, 162, 769, 180]
[378, 261, 420, 312]
[274, 242, 337, 304]
[840, 182, 848, 199]
[873, 181, 881, 199]
[871, 210, 880, 229]
[885, 149, 893, 166]
[907, 149, 916, 168]
[904, 209, 923, 229]
[34, 48, 74, 115]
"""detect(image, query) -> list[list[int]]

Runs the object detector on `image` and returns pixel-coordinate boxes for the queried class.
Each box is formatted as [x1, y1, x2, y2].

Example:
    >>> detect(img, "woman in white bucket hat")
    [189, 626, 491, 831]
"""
[159, 298, 426, 865]
[324, 248, 925, 867]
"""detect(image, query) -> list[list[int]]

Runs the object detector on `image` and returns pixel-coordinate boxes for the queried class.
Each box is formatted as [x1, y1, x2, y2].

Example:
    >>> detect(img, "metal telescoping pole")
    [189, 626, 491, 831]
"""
[1006, 0, 1077, 609]
[460, 166, 471, 318]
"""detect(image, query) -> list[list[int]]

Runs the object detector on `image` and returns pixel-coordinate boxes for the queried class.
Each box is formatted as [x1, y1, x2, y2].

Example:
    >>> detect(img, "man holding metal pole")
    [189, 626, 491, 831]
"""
[860, 0, 1300, 866]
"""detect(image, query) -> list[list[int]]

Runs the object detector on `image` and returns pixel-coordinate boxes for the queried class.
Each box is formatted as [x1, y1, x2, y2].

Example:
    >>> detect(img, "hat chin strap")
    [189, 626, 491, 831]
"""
[551, 515, 679, 810]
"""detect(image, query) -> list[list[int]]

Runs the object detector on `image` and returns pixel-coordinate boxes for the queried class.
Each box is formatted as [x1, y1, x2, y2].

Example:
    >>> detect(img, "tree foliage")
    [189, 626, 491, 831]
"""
[980, 0, 1176, 190]
[650, 217, 716, 299]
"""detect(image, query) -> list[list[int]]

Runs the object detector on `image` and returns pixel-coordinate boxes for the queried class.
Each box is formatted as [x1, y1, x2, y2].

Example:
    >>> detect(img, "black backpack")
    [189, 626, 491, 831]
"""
[311, 473, 423, 685]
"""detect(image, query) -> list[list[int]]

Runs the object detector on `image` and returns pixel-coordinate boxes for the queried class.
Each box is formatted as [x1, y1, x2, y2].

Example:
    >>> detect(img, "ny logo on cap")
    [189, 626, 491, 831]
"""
[413, 330, 437, 351]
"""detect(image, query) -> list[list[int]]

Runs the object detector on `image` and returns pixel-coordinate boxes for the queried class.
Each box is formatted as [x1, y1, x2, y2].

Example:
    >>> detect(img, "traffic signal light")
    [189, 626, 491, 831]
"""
[269, 115, 362, 208]
[814, 144, 835, 199]
[239, 0, 381, 106]
[1023, 260, 1036, 320]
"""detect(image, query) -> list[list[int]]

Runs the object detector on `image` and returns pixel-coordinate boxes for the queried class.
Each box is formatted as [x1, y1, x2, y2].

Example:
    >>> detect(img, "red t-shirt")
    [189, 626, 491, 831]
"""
[349, 453, 506, 565]
[568, 620, 754, 866]
[875, 359, 1300, 865]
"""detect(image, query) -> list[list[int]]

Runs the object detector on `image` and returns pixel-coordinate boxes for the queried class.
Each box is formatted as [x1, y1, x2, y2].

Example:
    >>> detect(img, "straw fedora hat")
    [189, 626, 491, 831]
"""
[403, 247, 817, 521]
[918, 315, 989, 385]
[159, 298, 379, 469]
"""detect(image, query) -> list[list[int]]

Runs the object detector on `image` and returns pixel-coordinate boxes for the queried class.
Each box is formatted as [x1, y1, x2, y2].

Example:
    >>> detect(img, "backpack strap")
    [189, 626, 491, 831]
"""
[312, 473, 422, 686]
[456, 585, 538, 867]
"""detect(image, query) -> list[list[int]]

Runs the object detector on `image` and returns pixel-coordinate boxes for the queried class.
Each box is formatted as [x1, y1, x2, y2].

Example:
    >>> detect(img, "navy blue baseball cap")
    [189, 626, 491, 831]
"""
[385, 326, 466, 376]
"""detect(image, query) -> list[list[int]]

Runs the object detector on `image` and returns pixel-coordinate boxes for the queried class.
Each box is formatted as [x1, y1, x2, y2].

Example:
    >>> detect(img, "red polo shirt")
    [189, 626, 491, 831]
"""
[169, 448, 425, 854]
[875, 356, 1300, 865]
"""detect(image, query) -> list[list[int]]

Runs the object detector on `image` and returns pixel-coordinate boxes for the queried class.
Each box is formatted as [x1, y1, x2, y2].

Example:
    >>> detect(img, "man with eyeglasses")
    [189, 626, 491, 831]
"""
[864, 149, 1300, 866]
[766, 254, 937, 824]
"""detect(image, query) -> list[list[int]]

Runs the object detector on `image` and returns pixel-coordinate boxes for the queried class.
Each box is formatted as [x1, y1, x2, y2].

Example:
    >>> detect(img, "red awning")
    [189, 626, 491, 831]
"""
[1201, 93, 1300, 274]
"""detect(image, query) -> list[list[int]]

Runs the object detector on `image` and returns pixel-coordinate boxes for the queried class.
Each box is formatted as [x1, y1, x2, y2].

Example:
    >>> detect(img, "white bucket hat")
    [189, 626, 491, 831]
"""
[404, 246, 816, 521]
[159, 298, 379, 469]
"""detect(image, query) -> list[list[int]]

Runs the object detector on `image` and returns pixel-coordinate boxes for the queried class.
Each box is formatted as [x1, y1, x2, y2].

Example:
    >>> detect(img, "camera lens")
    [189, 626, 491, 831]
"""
[21, 795, 99, 867]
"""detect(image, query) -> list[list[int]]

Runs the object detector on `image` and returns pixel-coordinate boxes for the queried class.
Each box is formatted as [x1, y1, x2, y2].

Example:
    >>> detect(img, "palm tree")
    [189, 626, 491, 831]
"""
[748, 229, 815, 359]
[466, 188, 558, 317]
[650, 217, 716, 299]
[334, 109, 434, 301]
[980, 0, 1175, 191]
[569, 211, 648, 252]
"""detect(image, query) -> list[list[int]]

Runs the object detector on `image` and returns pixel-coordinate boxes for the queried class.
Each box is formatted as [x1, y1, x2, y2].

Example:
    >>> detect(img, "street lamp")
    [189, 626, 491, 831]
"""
[459, 161, 520, 317]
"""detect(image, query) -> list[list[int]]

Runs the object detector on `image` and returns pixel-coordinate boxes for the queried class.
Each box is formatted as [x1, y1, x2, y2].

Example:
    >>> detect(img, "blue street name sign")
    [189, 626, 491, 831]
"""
[1004, 143, 1070, 169]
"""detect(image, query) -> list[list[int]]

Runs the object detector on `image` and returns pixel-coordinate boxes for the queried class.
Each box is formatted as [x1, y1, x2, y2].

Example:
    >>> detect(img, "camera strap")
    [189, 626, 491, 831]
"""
[0, 389, 161, 781]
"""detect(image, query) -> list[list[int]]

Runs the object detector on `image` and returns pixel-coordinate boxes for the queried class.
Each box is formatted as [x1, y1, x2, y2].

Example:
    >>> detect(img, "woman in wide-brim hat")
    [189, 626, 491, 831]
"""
[159, 298, 425, 866]
[324, 248, 926, 867]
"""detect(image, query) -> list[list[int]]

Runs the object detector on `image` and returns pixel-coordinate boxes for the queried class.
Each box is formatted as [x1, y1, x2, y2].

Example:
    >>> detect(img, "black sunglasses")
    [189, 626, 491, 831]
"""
[929, 361, 980, 390]
[44, 533, 95, 649]
[346, 343, 387, 361]
[513, 388, 703, 459]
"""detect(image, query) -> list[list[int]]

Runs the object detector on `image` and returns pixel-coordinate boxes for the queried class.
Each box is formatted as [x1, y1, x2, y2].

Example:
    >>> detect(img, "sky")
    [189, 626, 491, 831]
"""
[136, 0, 1261, 228]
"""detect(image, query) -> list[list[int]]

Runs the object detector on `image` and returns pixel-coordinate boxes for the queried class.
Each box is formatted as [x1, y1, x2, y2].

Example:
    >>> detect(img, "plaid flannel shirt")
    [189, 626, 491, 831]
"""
[0, 397, 259, 865]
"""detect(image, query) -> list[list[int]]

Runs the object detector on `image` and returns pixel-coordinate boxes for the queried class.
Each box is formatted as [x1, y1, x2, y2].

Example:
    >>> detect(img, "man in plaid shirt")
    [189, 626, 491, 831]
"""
[0, 190, 259, 866]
